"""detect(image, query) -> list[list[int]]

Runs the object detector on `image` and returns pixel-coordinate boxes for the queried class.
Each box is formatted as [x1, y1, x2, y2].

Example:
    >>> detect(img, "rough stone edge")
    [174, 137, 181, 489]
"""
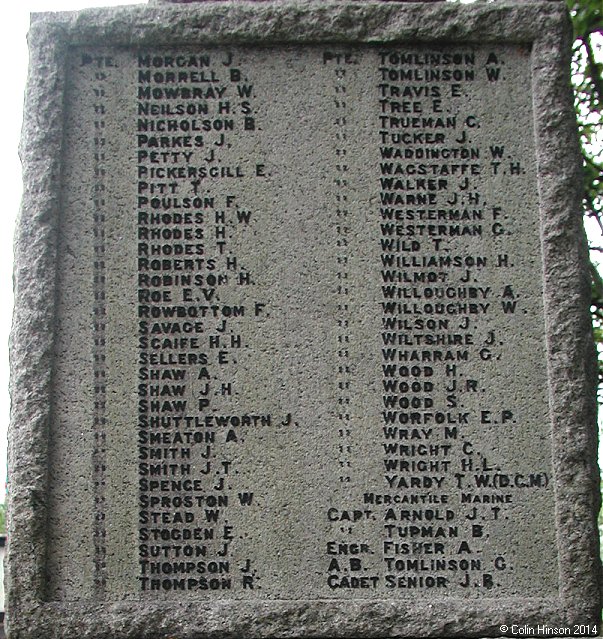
[147, 0, 564, 5]
[532, 9, 602, 626]
[148, 0, 448, 5]
[4, 596, 574, 639]
[8, 2, 600, 638]
[6, 17, 69, 639]
[31, 1, 564, 46]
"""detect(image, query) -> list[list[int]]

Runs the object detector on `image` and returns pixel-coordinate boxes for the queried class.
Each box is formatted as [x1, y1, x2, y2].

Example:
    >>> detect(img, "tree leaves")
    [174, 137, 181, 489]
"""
[568, 0, 603, 390]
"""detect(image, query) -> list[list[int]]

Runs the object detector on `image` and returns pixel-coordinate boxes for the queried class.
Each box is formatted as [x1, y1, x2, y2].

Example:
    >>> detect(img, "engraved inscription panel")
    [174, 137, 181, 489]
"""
[50, 44, 557, 601]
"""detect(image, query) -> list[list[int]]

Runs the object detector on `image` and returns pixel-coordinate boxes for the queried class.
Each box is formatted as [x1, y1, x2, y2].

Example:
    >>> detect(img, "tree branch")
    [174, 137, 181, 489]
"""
[579, 35, 603, 109]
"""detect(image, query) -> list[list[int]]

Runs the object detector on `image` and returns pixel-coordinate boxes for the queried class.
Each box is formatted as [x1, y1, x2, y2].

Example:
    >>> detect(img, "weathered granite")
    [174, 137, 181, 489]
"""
[8, 1, 600, 638]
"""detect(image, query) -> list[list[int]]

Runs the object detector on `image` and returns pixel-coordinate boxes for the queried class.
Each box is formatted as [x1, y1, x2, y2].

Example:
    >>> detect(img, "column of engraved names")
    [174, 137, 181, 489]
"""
[451, 48, 553, 589]
[375, 48, 517, 592]
[136, 50, 265, 593]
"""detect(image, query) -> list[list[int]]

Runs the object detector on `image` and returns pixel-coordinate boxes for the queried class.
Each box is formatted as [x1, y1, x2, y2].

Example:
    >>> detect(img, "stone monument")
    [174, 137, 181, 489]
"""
[8, 0, 601, 637]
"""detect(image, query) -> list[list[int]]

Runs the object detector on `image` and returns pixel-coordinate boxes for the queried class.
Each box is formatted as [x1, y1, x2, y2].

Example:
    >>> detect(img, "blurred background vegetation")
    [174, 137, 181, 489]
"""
[569, 0, 602, 359]
[566, 0, 602, 549]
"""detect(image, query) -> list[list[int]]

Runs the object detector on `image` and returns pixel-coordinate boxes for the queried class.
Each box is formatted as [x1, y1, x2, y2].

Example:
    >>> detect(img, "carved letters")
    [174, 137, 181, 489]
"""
[61, 44, 557, 598]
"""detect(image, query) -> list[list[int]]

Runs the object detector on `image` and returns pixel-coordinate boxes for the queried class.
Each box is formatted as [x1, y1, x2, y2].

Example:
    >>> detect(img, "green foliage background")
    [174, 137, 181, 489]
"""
[568, 0, 602, 326]
[566, 0, 602, 545]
